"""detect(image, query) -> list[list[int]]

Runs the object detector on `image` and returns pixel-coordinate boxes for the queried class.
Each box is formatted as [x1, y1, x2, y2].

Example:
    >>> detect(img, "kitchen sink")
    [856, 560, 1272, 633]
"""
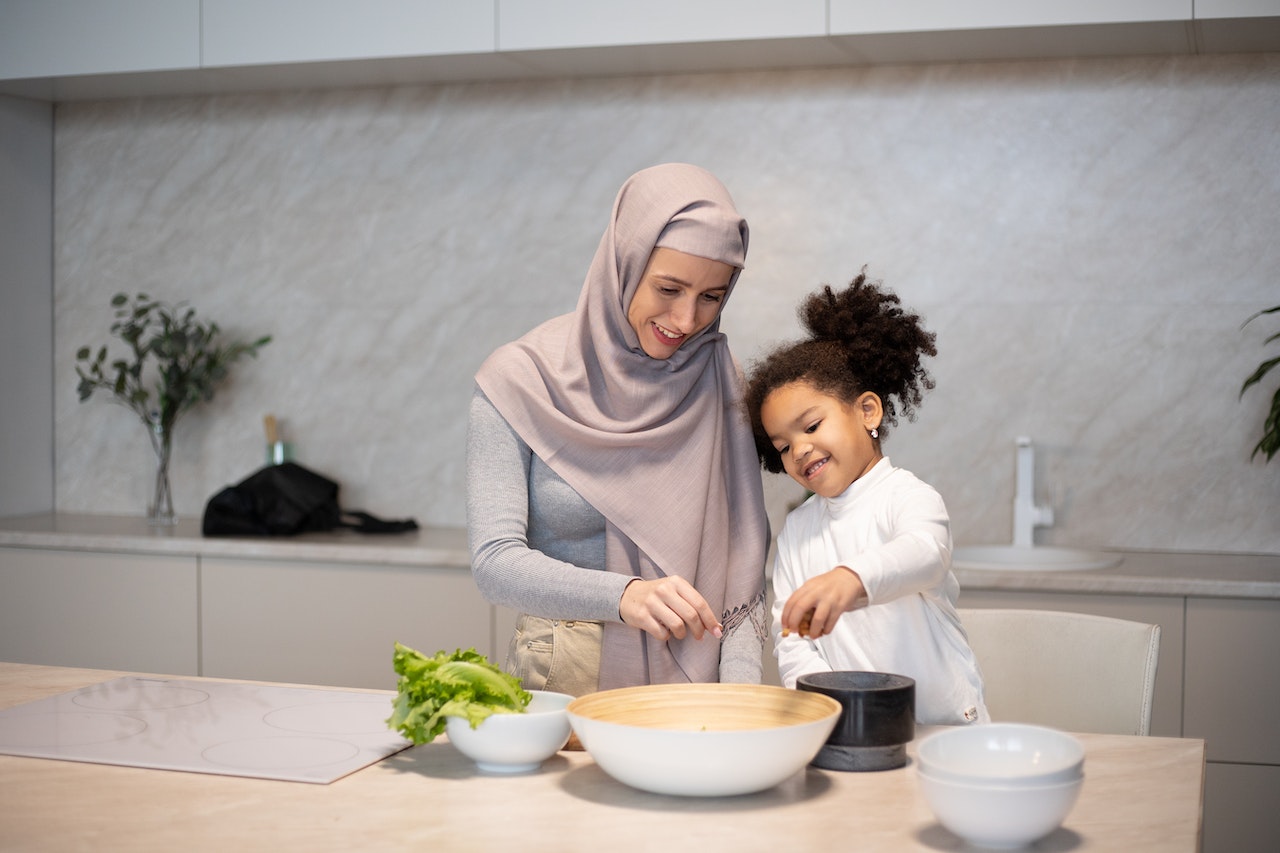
[952, 545, 1123, 572]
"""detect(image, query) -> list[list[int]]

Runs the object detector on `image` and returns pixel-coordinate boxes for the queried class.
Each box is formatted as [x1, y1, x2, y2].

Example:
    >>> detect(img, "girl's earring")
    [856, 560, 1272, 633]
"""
[870, 427, 879, 440]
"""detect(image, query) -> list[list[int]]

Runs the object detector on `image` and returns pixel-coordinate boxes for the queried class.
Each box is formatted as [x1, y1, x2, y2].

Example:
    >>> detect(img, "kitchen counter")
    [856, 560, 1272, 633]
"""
[953, 549, 1280, 599]
[0, 662, 1205, 853]
[3, 512, 1279, 598]
[0, 511, 469, 567]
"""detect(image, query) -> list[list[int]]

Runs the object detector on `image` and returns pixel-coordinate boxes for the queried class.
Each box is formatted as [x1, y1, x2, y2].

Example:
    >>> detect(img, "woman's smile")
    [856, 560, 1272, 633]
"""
[651, 320, 686, 345]
[627, 247, 734, 359]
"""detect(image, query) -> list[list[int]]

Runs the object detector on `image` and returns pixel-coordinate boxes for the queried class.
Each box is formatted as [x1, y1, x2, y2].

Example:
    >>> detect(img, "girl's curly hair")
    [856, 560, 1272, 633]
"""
[744, 269, 937, 473]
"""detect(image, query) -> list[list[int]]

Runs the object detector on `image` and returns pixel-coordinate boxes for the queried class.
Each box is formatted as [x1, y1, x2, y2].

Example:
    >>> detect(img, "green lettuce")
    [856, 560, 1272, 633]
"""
[387, 643, 531, 744]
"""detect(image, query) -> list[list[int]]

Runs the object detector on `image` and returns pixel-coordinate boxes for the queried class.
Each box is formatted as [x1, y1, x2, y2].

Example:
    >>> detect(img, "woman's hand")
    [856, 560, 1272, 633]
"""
[620, 577, 724, 642]
[780, 566, 867, 639]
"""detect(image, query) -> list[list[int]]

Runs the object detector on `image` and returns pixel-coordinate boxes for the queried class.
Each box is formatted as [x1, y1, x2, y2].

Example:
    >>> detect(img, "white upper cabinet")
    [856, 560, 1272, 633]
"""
[1194, 0, 1280, 53]
[1, 0, 1277, 100]
[497, 0, 826, 51]
[201, 0, 494, 68]
[1195, 0, 1280, 17]
[0, 0, 199, 80]
[829, 0, 1192, 33]
[495, 0, 843, 79]
[827, 0, 1198, 64]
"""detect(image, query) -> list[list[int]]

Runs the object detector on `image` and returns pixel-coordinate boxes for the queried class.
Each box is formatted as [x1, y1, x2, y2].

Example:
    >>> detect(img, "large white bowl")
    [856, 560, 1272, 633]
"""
[916, 723, 1085, 786]
[444, 690, 573, 773]
[918, 770, 1084, 849]
[566, 683, 840, 797]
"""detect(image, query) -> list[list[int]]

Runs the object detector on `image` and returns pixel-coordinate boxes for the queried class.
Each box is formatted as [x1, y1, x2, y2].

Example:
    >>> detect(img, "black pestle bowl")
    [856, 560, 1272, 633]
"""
[796, 671, 915, 771]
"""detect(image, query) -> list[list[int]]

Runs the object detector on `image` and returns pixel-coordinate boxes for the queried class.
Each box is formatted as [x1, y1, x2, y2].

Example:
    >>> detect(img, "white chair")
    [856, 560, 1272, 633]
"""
[957, 608, 1161, 736]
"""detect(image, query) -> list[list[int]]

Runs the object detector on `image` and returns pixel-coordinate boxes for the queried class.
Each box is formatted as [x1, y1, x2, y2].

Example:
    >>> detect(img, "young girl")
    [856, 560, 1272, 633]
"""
[744, 270, 988, 725]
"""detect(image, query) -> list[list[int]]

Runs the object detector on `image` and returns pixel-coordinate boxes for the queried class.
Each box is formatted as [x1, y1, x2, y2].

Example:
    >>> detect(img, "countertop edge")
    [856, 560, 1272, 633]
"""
[953, 568, 1280, 599]
[3, 514, 1279, 598]
[0, 513, 471, 568]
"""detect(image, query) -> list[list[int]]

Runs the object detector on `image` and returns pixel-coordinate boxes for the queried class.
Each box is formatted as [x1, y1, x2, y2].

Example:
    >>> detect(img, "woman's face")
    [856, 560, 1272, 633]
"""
[627, 247, 735, 359]
[760, 381, 883, 499]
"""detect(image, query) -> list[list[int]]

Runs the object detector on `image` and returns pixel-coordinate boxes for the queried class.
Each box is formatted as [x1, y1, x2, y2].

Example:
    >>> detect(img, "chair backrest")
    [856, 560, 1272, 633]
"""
[957, 608, 1161, 736]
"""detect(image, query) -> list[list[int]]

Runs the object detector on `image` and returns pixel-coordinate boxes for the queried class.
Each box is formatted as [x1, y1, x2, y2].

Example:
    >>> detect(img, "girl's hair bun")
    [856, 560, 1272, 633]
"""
[801, 269, 909, 346]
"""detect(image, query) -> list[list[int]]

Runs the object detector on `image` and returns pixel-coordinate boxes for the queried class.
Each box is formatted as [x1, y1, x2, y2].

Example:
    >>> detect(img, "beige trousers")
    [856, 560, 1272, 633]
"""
[505, 614, 602, 697]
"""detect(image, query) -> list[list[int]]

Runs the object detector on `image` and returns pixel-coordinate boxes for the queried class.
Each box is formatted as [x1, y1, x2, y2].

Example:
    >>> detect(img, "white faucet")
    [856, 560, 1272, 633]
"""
[1012, 436, 1054, 547]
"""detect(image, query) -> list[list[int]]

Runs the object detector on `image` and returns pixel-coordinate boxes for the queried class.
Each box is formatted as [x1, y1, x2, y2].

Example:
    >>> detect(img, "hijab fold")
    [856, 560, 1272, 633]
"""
[475, 163, 769, 688]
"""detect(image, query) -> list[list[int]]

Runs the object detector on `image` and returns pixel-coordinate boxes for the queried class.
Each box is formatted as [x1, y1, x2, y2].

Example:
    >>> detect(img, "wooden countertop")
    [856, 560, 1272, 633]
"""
[0, 663, 1205, 853]
[4, 512, 1279, 598]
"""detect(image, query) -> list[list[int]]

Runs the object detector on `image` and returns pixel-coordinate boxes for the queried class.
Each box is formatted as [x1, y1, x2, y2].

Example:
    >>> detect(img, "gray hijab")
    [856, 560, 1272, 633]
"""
[474, 163, 768, 688]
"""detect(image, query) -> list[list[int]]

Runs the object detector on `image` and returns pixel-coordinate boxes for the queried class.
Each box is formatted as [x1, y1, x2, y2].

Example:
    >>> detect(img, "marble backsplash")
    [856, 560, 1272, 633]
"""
[52, 53, 1280, 553]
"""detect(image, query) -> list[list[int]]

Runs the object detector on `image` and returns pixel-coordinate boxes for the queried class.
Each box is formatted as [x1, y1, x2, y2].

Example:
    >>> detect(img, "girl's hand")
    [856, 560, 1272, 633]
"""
[620, 577, 724, 643]
[780, 566, 867, 639]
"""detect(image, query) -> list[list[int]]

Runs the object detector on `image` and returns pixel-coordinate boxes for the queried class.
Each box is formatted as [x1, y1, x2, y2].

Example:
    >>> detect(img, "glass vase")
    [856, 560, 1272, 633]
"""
[148, 420, 176, 526]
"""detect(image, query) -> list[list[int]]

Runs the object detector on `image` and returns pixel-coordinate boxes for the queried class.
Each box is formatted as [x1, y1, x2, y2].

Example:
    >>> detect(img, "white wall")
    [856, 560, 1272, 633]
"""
[50, 53, 1280, 553]
[0, 94, 53, 516]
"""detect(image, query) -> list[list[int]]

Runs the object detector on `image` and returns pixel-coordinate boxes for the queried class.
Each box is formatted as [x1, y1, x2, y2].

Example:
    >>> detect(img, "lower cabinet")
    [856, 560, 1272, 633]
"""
[0, 547, 198, 675]
[1202, 762, 1280, 853]
[1185, 597, 1280, 853]
[0, 545, 512, 691]
[200, 556, 496, 691]
[493, 603, 519, 667]
[1184, 597, 1280, 764]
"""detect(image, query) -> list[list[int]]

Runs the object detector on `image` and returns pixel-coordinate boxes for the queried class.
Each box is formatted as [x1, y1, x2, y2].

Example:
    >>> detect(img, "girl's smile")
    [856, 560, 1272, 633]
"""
[760, 381, 883, 498]
[802, 456, 829, 480]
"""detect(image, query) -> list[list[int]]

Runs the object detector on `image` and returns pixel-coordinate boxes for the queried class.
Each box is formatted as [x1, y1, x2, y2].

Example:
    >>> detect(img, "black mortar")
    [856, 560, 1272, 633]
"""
[797, 671, 915, 772]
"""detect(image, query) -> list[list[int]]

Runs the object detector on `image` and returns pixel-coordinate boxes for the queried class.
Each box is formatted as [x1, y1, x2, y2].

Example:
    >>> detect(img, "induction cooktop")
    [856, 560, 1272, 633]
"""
[0, 676, 413, 784]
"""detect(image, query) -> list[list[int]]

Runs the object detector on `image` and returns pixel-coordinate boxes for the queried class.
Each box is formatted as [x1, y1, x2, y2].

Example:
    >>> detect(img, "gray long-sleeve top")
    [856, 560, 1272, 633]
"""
[466, 387, 765, 682]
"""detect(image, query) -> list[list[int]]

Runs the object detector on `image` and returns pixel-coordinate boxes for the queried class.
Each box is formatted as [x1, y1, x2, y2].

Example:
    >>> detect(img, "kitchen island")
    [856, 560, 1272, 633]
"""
[3, 514, 1271, 850]
[0, 662, 1205, 853]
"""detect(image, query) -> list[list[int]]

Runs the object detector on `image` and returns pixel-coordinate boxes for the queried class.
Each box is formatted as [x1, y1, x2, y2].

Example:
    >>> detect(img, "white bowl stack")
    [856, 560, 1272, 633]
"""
[916, 723, 1085, 849]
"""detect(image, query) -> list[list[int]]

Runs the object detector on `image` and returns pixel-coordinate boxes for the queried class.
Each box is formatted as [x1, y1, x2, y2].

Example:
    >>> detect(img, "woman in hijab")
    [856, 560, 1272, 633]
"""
[468, 163, 770, 695]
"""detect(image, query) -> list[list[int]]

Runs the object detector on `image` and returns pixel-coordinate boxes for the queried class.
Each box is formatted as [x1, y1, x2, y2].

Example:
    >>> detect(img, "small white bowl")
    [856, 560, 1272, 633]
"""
[567, 683, 840, 797]
[918, 770, 1084, 849]
[917, 723, 1084, 786]
[444, 690, 573, 773]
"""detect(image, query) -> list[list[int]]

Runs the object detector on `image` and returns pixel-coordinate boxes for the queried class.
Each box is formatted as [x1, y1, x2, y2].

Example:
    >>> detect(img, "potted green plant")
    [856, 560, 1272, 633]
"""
[1240, 304, 1280, 463]
[75, 293, 271, 524]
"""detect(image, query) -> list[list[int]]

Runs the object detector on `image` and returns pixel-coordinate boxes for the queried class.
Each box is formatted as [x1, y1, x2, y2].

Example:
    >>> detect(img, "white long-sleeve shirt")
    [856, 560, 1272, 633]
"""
[771, 457, 988, 725]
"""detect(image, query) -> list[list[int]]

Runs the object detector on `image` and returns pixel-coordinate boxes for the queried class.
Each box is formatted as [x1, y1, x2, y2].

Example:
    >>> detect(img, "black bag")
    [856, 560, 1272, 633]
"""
[202, 462, 419, 537]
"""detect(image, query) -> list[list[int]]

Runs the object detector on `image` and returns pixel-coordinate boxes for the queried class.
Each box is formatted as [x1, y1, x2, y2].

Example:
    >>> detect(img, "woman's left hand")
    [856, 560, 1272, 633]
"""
[619, 577, 724, 642]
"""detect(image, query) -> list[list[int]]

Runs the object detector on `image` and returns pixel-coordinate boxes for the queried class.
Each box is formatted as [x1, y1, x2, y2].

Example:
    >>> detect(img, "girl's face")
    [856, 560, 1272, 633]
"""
[760, 381, 883, 498]
[627, 247, 734, 359]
